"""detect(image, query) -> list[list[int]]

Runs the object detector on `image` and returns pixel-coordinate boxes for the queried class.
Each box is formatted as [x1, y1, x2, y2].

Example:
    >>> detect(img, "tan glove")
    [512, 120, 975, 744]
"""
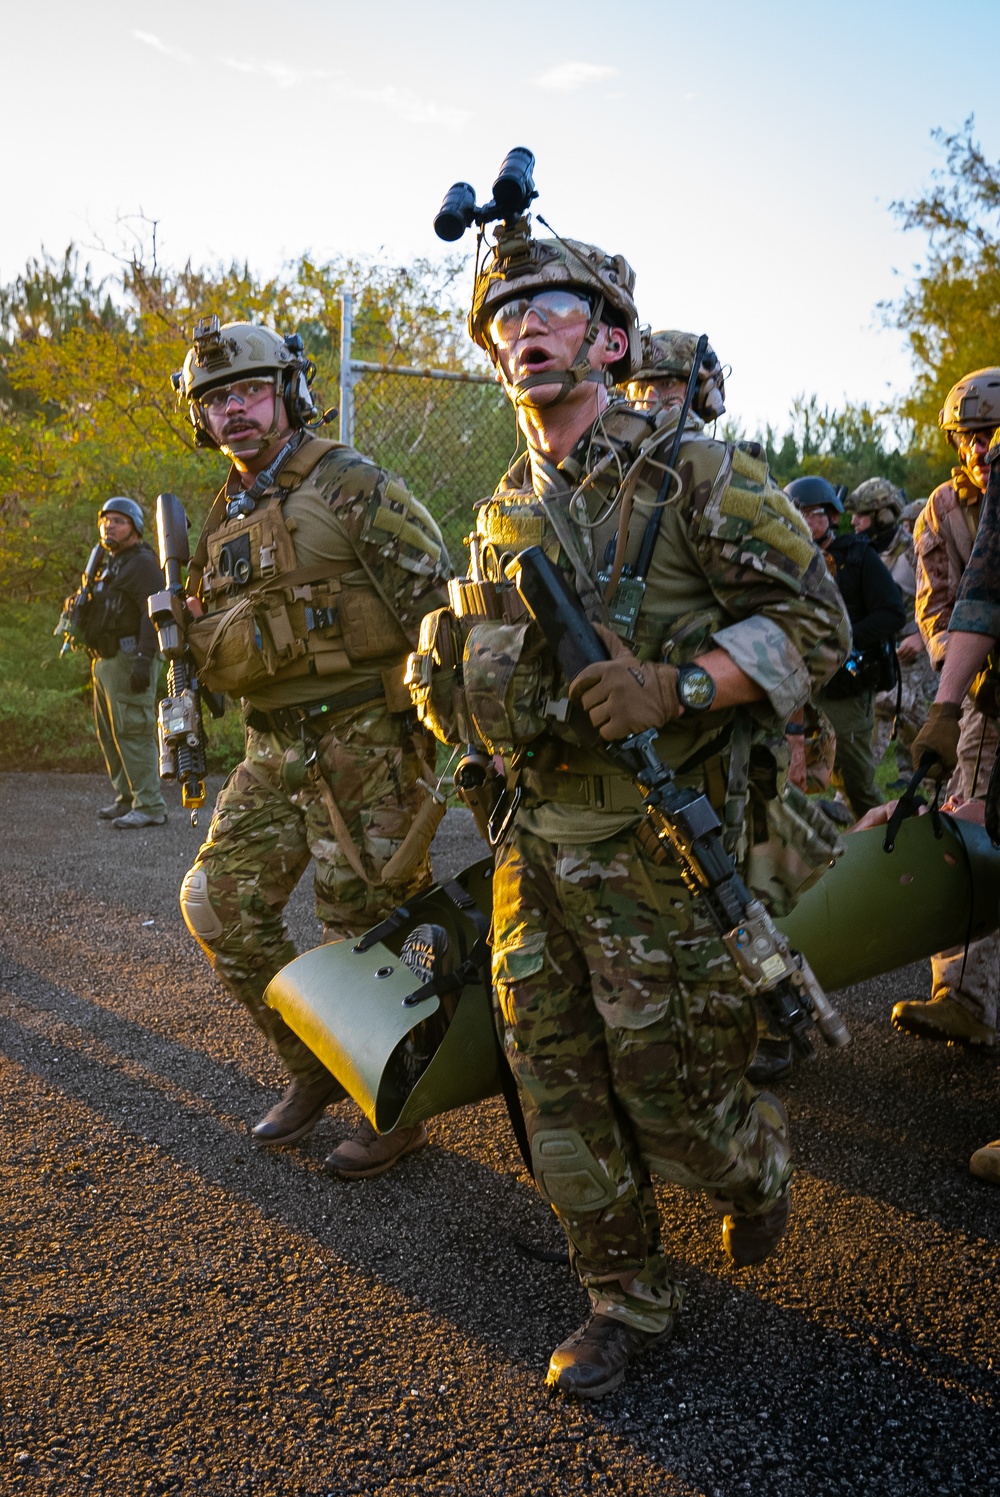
[568, 624, 681, 741]
[910, 700, 962, 780]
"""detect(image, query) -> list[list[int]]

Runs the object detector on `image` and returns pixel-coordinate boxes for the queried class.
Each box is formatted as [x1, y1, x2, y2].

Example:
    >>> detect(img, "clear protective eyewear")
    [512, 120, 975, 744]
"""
[488, 289, 593, 346]
[200, 378, 276, 414]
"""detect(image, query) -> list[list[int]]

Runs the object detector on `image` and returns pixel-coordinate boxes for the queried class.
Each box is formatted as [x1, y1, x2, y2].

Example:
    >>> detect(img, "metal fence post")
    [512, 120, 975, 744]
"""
[339, 292, 354, 447]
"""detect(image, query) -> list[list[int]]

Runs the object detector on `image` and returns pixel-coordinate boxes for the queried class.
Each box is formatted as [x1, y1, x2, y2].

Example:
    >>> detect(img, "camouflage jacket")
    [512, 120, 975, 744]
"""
[474, 403, 849, 749]
[951, 451, 1000, 639]
[913, 470, 983, 667]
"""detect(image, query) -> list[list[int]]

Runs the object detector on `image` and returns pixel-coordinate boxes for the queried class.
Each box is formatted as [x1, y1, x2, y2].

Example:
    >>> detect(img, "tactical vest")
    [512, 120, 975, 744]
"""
[408, 405, 737, 756]
[187, 437, 411, 696]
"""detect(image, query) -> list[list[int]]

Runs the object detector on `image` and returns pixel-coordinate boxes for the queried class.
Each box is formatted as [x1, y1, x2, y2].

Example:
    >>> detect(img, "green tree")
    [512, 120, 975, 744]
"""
[884, 115, 1000, 447]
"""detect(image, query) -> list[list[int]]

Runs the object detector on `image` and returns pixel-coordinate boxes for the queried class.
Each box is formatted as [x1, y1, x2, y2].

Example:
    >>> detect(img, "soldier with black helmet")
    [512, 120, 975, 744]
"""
[786, 476, 905, 818]
[82, 496, 168, 829]
[172, 317, 451, 1174]
[411, 176, 849, 1396]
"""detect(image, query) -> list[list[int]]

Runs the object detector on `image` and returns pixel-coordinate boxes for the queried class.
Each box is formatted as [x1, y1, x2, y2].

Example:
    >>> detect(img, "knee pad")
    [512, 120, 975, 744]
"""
[180, 866, 224, 943]
[530, 1127, 616, 1212]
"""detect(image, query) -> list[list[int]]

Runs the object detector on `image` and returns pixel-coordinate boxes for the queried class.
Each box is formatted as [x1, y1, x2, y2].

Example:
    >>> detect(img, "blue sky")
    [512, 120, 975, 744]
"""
[7, 0, 999, 432]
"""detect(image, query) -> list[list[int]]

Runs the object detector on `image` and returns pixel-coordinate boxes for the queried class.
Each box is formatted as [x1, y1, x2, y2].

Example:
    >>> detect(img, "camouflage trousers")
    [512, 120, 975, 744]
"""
[930, 704, 1000, 1029]
[492, 822, 793, 1335]
[873, 648, 938, 774]
[181, 700, 434, 1085]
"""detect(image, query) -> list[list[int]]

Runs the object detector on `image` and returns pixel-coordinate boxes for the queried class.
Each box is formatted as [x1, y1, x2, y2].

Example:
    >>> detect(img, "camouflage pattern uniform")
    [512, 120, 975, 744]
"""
[418, 404, 850, 1332]
[181, 436, 450, 1085]
[872, 523, 937, 773]
[913, 473, 999, 1034]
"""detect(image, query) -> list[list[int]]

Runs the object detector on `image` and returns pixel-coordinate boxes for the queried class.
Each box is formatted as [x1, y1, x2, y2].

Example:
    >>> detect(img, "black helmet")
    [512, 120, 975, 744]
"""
[98, 496, 144, 535]
[784, 476, 843, 514]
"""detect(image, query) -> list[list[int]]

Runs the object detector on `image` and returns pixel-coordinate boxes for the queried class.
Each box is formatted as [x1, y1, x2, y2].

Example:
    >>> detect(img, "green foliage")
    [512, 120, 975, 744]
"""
[883, 115, 1000, 445]
[0, 242, 484, 607]
[0, 601, 246, 774]
[723, 394, 950, 501]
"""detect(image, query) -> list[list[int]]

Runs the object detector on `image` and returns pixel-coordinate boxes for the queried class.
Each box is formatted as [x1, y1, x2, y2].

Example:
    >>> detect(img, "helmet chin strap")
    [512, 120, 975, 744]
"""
[498, 294, 613, 411]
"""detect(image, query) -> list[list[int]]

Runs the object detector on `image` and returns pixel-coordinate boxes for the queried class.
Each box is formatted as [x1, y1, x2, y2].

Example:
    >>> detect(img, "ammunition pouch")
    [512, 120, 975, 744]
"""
[745, 781, 843, 919]
[406, 607, 554, 753]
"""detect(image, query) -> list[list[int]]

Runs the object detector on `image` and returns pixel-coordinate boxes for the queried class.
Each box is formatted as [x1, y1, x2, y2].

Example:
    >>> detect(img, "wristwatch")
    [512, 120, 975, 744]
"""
[676, 662, 717, 713]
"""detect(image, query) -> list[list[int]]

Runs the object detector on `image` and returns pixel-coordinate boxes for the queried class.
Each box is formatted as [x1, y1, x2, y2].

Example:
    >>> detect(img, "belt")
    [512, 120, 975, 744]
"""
[244, 680, 387, 737]
[518, 767, 645, 814]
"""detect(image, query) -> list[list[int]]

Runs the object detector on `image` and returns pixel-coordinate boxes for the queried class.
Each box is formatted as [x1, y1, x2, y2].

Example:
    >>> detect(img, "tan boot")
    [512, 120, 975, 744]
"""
[251, 1075, 346, 1145]
[891, 994, 996, 1049]
[545, 1314, 673, 1400]
[324, 1117, 428, 1179]
[970, 1140, 1000, 1184]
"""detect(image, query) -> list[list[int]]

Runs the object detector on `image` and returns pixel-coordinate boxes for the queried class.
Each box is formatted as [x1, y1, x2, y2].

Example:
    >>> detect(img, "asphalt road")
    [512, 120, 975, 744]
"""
[1, 771, 997, 1497]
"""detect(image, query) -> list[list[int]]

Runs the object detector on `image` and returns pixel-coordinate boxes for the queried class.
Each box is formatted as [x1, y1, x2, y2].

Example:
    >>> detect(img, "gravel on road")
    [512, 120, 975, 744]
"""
[0, 771, 997, 1497]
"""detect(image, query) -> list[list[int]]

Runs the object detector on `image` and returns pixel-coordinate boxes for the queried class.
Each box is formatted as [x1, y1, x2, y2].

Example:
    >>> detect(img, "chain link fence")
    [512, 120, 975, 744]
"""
[338, 295, 518, 565]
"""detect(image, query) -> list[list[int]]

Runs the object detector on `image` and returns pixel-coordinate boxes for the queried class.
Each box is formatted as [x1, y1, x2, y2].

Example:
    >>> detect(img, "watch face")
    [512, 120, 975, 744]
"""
[679, 666, 716, 711]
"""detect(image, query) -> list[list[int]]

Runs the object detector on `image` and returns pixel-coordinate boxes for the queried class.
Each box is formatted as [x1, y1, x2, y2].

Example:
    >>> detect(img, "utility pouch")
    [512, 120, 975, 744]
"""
[462, 620, 552, 755]
[405, 607, 475, 745]
[187, 600, 274, 694]
[338, 573, 410, 662]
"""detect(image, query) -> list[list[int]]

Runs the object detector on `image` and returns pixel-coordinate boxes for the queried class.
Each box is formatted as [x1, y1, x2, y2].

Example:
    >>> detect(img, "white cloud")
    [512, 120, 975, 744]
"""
[220, 56, 342, 90]
[218, 57, 469, 127]
[533, 61, 618, 92]
[131, 30, 193, 66]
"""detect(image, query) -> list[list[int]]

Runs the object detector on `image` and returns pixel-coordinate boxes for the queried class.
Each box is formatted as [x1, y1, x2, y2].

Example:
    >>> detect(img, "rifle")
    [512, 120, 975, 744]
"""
[54, 543, 107, 656]
[513, 544, 850, 1059]
[147, 492, 219, 827]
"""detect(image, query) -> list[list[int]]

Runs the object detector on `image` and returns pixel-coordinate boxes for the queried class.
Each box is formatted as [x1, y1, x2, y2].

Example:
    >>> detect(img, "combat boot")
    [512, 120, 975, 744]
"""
[112, 808, 167, 830]
[970, 1140, 1000, 1184]
[545, 1314, 674, 1400]
[722, 1090, 791, 1266]
[252, 1074, 346, 1145]
[324, 1117, 428, 1179]
[891, 994, 996, 1050]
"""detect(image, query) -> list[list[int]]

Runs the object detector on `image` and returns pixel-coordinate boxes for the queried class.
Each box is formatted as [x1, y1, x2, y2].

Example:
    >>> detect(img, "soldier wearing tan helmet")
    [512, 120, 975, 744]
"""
[624, 328, 727, 423]
[172, 316, 452, 1176]
[893, 368, 1000, 1052]
[409, 207, 849, 1399]
[846, 478, 936, 781]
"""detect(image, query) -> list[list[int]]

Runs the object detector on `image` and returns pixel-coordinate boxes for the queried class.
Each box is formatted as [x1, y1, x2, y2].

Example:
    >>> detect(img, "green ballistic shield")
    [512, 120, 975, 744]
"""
[776, 812, 1000, 991]
[265, 812, 1000, 1131]
[264, 860, 502, 1132]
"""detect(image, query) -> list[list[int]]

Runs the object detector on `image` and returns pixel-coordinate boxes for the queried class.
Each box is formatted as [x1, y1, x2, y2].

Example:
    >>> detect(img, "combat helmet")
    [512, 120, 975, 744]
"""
[98, 496, 144, 535]
[846, 477, 905, 529]
[172, 316, 318, 450]
[939, 368, 1000, 442]
[628, 328, 726, 421]
[785, 476, 843, 514]
[469, 220, 641, 402]
[902, 498, 926, 524]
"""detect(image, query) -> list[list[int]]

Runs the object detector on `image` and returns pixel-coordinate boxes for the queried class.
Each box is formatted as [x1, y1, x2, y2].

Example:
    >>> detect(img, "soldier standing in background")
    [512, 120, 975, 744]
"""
[173, 318, 451, 1174]
[86, 497, 168, 830]
[893, 369, 1000, 1052]
[409, 211, 849, 1397]
[847, 482, 937, 780]
[623, 328, 727, 423]
[786, 477, 905, 819]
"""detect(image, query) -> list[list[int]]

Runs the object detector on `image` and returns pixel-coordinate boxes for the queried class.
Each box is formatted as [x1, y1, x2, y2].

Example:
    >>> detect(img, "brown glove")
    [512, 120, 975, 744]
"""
[568, 625, 681, 741]
[910, 700, 962, 780]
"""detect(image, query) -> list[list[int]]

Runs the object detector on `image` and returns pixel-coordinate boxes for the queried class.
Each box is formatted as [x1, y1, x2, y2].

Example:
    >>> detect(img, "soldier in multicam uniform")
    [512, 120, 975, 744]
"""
[173, 318, 451, 1176]
[408, 218, 849, 1397]
[893, 369, 1000, 1053]
[848, 481, 937, 779]
[623, 328, 727, 423]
